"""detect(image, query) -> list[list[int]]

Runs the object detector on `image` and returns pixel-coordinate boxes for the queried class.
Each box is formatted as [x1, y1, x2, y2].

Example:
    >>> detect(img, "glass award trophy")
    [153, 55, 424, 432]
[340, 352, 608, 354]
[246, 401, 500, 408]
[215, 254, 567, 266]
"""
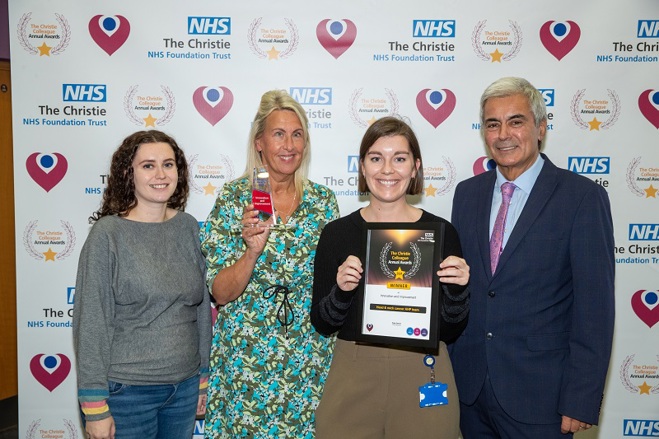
[252, 166, 275, 224]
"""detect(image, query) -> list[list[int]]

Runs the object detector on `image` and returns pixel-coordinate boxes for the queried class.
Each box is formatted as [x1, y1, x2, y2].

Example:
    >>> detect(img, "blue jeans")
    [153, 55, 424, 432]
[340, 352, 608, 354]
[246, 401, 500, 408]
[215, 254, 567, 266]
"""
[107, 374, 199, 439]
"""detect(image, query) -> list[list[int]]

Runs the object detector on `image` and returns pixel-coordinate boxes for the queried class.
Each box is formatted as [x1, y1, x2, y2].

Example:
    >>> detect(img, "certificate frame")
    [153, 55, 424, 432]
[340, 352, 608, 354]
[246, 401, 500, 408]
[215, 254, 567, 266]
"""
[354, 222, 444, 349]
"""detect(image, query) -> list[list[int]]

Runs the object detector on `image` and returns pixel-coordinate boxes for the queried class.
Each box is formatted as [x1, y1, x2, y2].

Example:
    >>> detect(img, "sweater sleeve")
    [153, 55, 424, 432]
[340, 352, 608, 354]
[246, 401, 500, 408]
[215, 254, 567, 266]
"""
[195, 225, 212, 395]
[72, 223, 115, 421]
[438, 220, 470, 344]
[311, 218, 358, 336]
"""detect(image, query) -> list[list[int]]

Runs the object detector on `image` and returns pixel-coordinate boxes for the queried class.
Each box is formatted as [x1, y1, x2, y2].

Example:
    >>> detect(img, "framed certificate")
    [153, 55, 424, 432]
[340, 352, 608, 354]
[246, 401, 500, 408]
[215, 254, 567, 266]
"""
[355, 222, 444, 349]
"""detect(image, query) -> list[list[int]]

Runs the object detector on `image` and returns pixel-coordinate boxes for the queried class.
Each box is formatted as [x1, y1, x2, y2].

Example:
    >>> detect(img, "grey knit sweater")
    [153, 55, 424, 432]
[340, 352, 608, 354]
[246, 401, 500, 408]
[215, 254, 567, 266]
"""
[72, 212, 211, 421]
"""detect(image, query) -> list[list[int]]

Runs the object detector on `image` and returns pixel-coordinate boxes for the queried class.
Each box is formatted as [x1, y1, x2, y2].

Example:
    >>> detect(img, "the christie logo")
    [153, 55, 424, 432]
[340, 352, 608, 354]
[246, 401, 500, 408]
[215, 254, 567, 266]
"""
[567, 157, 610, 174]
[187, 17, 231, 35]
[623, 419, 659, 436]
[290, 87, 332, 105]
[62, 84, 106, 102]
[637, 20, 659, 38]
[412, 20, 455, 38]
[629, 224, 659, 241]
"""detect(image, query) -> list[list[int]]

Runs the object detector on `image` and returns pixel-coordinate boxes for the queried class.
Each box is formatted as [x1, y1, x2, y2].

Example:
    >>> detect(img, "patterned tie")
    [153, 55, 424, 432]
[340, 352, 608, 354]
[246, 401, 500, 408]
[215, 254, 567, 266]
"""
[490, 182, 516, 273]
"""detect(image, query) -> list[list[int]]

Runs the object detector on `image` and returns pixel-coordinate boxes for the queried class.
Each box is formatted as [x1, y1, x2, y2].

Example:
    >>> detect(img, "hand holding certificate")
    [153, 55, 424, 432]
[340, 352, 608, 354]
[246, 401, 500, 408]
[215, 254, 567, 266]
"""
[355, 222, 444, 349]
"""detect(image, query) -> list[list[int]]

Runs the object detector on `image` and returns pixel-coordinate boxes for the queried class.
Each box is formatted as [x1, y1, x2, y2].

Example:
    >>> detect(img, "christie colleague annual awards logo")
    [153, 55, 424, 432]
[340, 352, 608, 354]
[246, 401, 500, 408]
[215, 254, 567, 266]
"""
[188, 153, 235, 197]
[25, 419, 79, 439]
[247, 17, 298, 60]
[620, 354, 659, 396]
[23, 220, 76, 262]
[416, 88, 456, 128]
[193, 86, 233, 126]
[626, 157, 659, 198]
[423, 157, 456, 198]
[472, 19, 522, 62]
[16, 12, 71, 56]
[88, 14, 130, 56]
[349, 88, 399, 128]
[570, 89, 620, 131]
[316, 19, 357, 59]
[124, 85, 175, 127]
[539, 20, 581, 60]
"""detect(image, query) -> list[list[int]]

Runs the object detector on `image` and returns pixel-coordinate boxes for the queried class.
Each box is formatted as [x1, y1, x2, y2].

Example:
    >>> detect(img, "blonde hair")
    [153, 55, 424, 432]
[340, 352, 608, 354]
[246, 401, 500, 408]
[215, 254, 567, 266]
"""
[243, 90, 310, 197]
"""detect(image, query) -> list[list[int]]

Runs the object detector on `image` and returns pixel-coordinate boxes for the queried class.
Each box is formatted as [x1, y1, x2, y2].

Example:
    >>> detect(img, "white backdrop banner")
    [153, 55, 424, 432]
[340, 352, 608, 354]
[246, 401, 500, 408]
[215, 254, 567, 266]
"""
[9, 0, 659, 437]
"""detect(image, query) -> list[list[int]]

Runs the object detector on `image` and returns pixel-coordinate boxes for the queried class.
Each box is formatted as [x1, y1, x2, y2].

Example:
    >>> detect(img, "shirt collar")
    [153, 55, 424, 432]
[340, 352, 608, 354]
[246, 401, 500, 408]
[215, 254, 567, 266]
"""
[495, 154, 544, 195]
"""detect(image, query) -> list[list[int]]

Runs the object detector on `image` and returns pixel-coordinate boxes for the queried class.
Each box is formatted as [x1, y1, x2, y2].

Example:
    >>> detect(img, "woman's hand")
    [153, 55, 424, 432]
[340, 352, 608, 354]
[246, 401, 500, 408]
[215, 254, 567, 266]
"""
[241, 204, 272, 256]
[437, 256, 470, 286]
[196, 394, 207, 417]
[85, 416, 115, 439]
[337, 255, 363, 291]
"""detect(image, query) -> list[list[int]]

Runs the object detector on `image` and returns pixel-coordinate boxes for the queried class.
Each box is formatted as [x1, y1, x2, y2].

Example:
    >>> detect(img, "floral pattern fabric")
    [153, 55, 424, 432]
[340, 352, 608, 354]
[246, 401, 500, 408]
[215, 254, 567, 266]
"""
[200, 177, 339, 438]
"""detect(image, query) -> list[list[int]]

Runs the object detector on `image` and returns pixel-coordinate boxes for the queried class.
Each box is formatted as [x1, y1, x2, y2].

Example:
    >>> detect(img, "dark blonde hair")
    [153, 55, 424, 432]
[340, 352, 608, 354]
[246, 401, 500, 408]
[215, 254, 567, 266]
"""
[90, 130, 189, 222]
[357, 116, 424, 195]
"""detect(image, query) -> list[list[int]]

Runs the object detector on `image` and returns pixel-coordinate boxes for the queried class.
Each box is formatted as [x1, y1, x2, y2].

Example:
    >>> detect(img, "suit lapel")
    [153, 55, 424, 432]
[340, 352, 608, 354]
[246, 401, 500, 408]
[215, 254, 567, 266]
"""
[495, 155, 558, 273]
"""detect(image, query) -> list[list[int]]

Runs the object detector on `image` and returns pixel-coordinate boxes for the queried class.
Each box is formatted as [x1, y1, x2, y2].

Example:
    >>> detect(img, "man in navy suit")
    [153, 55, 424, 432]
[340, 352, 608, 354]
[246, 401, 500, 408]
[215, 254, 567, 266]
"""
[450, 77, 615, 438]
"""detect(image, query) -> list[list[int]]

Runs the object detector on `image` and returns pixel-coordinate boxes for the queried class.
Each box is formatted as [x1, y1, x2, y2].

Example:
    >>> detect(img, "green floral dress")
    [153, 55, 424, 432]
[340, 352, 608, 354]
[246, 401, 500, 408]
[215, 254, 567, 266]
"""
[200, 177, 339, 438]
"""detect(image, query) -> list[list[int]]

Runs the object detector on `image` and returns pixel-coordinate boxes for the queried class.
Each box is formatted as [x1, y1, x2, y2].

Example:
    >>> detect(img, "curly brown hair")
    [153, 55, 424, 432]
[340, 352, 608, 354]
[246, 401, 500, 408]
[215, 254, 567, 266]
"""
[90, 130, 189, 222]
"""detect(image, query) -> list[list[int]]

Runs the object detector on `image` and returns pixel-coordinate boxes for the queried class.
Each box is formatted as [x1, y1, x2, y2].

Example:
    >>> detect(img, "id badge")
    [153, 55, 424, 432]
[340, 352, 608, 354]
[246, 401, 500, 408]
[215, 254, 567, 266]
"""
[419, 381, 448, 408]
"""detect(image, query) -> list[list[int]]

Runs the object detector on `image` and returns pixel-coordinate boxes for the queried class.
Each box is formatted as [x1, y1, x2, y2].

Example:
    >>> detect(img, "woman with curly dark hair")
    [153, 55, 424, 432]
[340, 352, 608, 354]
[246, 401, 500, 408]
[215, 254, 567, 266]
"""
[73, 130, 211, 439]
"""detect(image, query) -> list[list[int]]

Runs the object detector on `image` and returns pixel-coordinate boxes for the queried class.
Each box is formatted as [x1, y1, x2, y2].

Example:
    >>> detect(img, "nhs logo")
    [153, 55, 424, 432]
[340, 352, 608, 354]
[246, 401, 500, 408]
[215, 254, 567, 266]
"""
[623, 419, 659, 436]
[637, 20, 659, 38]
[629, 224, 659, 241]
[67, 287, 75, 305]
[538, 89, 555, 107]
[290, 87, 332, 105]
[347, 155, 359, 173]
[567, 157, 610, 174]
[62, 84, 106, 102]
[188, 17, 231, 35]
[412, 20, 456, 38]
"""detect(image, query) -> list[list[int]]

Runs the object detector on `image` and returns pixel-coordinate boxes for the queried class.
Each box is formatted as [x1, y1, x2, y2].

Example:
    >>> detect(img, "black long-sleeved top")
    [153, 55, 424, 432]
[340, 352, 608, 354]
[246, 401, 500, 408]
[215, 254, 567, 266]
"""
[311, 209, 469, 348]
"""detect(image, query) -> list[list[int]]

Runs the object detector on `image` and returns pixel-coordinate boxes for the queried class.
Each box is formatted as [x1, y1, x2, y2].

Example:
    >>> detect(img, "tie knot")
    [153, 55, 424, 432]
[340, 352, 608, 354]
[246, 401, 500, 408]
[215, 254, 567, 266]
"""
[501, 182, 515, 201]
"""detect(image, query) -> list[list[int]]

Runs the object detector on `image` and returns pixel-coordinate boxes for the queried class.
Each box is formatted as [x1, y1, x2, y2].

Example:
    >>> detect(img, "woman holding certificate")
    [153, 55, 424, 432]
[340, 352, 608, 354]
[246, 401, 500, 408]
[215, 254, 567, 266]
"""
[200, 90, 340, 438]
[311, 116, 470, 438]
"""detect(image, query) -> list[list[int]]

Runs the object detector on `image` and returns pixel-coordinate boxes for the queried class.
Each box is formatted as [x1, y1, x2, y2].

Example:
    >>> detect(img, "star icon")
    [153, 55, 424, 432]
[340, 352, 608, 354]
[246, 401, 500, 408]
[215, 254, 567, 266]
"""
[424, 184, 438, 197]
[367, 116, 378, 126]
[203, 182, 217, 195]
[645, 184, 658, 198]
[588, 117, 602, 131]
[38, 42, 52, 56]
[638, 381, 651, 395]
[143, 113, 157, 127]
[43, 248, 57, 261]
[267, 46, 280, 60]
[394, 267, 406, 280]
[490, 48, 503, 62]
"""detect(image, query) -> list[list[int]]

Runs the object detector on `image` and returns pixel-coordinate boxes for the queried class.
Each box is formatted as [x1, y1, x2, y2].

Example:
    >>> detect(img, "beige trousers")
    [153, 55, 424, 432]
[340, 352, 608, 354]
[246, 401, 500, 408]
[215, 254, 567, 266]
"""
[316, 339, 460, 439]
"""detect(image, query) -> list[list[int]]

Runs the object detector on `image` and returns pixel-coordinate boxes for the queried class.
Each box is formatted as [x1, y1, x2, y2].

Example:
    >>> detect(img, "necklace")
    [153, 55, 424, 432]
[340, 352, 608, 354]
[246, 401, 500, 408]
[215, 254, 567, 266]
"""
[276, 191, 297, 222]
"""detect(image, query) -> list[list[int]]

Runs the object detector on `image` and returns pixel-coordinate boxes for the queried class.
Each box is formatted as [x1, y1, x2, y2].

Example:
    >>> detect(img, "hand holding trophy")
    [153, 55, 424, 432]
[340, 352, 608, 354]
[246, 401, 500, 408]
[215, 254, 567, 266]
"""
[249, 166, 294, 230]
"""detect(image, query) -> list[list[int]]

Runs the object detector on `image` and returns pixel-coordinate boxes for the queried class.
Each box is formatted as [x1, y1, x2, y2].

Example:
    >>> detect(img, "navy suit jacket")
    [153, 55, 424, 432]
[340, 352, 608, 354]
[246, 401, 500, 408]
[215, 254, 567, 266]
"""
[450, 154, 615, 425]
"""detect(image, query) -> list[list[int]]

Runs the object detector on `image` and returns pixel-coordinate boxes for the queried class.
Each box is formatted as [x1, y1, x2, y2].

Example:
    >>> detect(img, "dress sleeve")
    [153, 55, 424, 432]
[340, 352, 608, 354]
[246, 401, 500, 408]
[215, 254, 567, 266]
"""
[199, 182, 245, 293]
[438, 220, 470, 344]
[72, 223, 115, 421]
